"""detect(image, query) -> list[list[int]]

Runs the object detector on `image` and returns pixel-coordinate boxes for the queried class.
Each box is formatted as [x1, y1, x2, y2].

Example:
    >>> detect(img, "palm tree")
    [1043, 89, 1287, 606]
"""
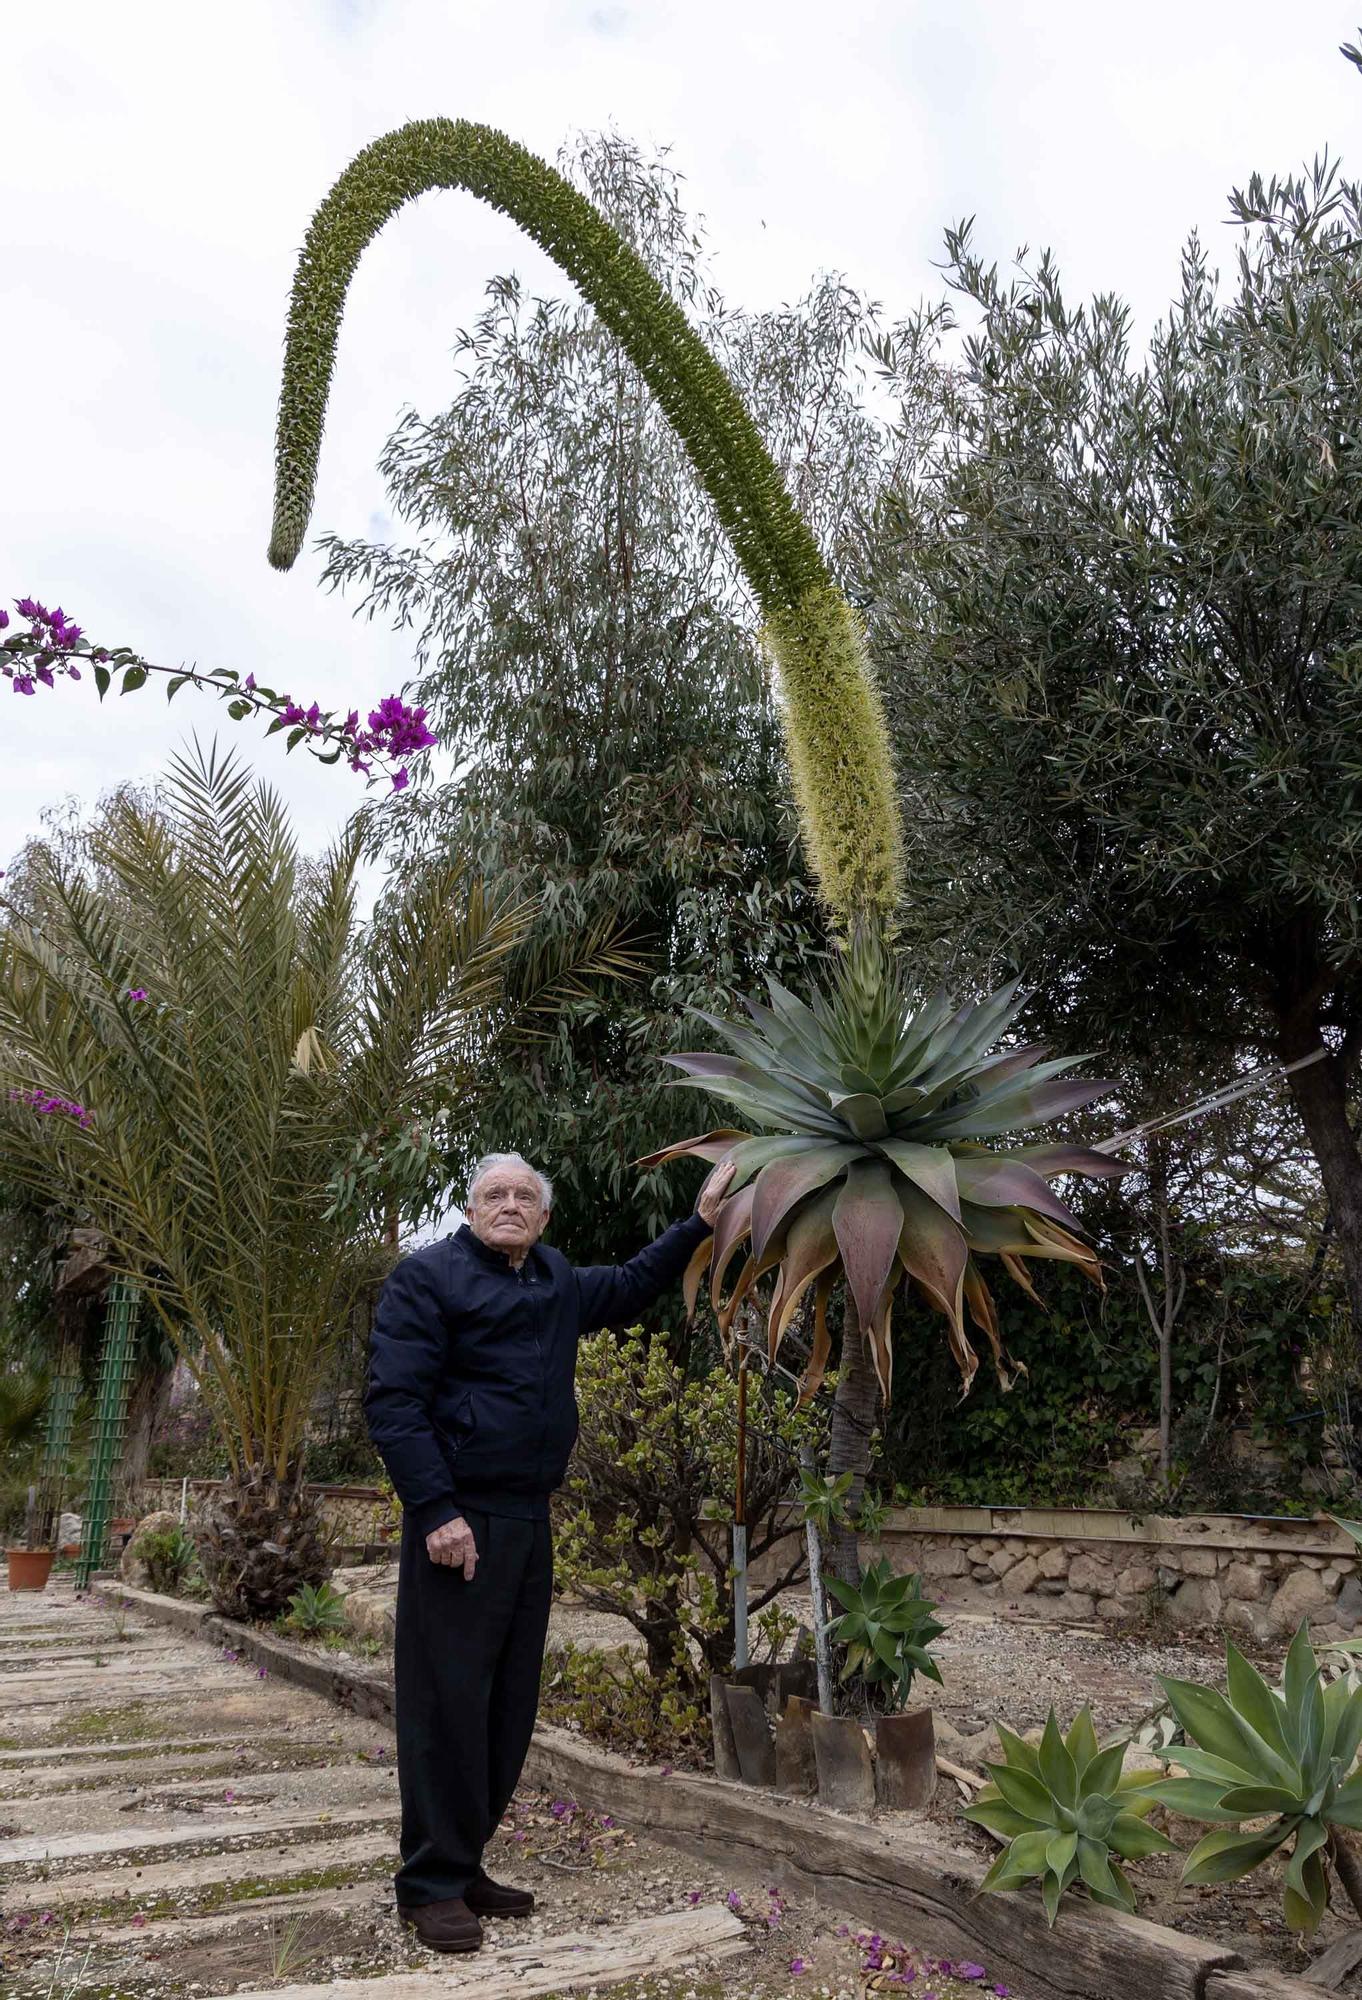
[0, 743, 534, 1616]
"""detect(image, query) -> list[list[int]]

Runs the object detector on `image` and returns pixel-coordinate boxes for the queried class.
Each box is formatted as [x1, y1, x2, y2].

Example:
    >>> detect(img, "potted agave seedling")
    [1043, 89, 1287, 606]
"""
[809, 1558, 946, 1812]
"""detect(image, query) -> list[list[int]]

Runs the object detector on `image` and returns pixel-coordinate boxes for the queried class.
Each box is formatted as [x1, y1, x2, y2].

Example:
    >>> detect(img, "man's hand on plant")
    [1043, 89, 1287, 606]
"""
[426, 1515, 478, 1578]
[697, 1158, 735, 1226]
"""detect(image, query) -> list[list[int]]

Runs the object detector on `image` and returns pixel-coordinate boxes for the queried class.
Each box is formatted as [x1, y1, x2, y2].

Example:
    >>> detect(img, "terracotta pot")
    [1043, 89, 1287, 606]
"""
[873, 1706, 937, 1808]
[7, 1548, 55, 1592]
[810, 1709, 876, 1812]
[59, 1543, 81, 1557]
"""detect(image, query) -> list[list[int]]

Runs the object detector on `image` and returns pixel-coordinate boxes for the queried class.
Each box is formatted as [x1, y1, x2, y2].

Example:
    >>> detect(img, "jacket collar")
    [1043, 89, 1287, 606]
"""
[455, 1222, 545, 1275]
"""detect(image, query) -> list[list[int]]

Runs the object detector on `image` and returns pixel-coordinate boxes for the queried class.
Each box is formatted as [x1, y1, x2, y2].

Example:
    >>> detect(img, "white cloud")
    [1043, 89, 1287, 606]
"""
[4, 0, 1359, 864]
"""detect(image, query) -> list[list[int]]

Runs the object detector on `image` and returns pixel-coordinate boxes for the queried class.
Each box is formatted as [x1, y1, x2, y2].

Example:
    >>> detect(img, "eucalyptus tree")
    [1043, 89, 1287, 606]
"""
[319, 134, 886, 1263]
[0, 745, 532, 1616]
[266, 117, 1119, 1582]
[865, 156, 1362, 1352]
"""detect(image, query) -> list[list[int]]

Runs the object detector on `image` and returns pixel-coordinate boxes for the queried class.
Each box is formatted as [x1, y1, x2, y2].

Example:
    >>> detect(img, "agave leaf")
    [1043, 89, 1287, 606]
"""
[1107, 1812, 1176, 1860]
[937, 979, 1028, 1067]
[1016, 1143, 1132, 1182]
[1225, 1642, 1293, 1765]
[867, 1288, 895, 1403]
[827, 1090, 890, 1138]
[1045, 1829, 1078, 1877]
[952, 1155, 1081, 1231]
[996, 1721, 1042, 1778]
[1283, 1623, 1320, 1757]
[1021, 1214, 1105, 1286]
[1329, 1680, 1362, 1776]
[964, 1796, 1048, 1841]
[833, 1159, 904, 1335]
[1142, 1776, 1247, 1823]
[796, 1268, 837, 1406]
[709, 1183, 756, 1309]
[750, 1145, 860, 1263]
[1218, 1784, 1306, 1816]
[1039, 1713, 1078, 1809]
[766, 1184, 841, 1361]
[723, 1134, 826, 1191]
[874, 1138, 961, 1220]
[681, 1233, 713, 1321]
[982, 1828, 1053, 1890]
[919, 1074, 1114, 1143]
[1181, 1824, 1293, 1885]
[1284, 1847, 1329, 1934]
[1155, 1744, 1260, 1788]
[1064, 1704, 1096, 1768]
[1040, 1865, 1066, 1927]
[1076, 1834, 1122, 1903]
[664, 1053, 846, 1135]
[986, 1763, 1056, 1823]
[896, 1179, 970, 1381]
[636, 1127, 750, 1169]
[1078, 1740, 1125, 1799]
[1159, 1677, 1296, 1792]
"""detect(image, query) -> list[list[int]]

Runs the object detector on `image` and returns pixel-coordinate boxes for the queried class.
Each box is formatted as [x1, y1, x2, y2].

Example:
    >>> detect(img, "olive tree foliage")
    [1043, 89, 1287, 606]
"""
[863, 156, 1362, 1347]
[321, 134, 894, 1260]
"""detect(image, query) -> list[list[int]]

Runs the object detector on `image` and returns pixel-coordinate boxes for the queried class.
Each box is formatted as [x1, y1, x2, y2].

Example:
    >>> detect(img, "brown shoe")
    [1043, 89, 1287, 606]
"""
[397, 1896, 483, 1952]
[465, 1868, 535, 1918]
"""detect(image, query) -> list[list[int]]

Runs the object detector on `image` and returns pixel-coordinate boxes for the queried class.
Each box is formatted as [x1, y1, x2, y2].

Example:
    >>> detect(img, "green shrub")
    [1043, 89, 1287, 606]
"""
[538, 1641, 709, 1767]
[554, 1327, 823, 1696]
[131, 1521, 199, 1595]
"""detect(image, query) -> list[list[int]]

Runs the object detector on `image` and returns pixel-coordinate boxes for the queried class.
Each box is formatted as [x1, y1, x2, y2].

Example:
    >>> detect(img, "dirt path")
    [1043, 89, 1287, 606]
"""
[0, 1582, 1019, 2000]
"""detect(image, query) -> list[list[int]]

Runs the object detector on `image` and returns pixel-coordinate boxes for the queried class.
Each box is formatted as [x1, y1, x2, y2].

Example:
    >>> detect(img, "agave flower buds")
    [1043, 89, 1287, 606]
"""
[639, 930, 1125, 1404]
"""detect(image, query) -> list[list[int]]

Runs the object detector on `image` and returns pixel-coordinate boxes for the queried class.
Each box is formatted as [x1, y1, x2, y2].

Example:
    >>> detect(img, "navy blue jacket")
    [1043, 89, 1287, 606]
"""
[364, 1213, 713, 1535]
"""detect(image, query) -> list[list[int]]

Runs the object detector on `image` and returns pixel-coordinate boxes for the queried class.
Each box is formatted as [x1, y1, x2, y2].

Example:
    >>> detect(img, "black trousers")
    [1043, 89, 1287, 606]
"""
[393, 1505, 554, 1906]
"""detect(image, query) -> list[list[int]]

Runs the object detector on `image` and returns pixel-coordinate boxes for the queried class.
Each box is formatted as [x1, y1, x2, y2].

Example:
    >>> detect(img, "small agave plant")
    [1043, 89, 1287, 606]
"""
[1144, 1626, 1362, 1931]
[823, 1558, 945, 1713]
[965, 1710, 1173, 1925]
[641, 927, 1125, 1402]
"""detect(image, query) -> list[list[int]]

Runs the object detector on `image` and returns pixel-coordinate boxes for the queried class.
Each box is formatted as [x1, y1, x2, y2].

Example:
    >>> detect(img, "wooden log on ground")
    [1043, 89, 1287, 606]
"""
[525, 1725, 1242, 2000]
[198, 1903, 748, 2000]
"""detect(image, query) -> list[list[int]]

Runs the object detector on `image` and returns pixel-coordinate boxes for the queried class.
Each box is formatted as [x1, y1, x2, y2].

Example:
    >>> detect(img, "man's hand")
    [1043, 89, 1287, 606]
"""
[697, 1159, 736, 1226]
[426, 1514, 478, 1578]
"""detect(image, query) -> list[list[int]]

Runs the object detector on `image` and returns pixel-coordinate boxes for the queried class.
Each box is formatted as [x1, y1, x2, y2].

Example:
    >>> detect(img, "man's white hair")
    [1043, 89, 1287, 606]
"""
[467, 1151, 554, 1211]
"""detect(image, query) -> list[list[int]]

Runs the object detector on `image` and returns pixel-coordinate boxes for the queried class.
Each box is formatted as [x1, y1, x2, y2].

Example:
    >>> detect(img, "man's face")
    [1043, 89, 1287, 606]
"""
[468, 1165, 549, 1260]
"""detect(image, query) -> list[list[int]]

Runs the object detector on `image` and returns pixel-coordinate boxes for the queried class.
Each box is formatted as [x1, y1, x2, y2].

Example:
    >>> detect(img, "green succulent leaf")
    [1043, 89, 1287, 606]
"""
[1182, 1824, 1294, 1885]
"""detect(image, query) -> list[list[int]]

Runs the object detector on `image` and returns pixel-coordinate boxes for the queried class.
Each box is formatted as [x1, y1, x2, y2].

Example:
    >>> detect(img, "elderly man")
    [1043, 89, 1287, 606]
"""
[364, 1148, 732, 1953]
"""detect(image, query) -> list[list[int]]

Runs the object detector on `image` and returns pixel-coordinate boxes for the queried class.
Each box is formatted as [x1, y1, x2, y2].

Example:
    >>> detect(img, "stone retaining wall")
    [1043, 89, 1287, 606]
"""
[754, 1505, 1362, 1641]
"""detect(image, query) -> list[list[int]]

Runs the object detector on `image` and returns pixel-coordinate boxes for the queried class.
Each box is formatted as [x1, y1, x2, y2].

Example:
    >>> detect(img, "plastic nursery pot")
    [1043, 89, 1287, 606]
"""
[7, 1548, 55, 1592]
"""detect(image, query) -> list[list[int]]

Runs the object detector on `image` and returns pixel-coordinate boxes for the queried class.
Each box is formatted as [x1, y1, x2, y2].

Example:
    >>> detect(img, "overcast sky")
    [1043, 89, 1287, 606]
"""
[5, 0, 1360, 873]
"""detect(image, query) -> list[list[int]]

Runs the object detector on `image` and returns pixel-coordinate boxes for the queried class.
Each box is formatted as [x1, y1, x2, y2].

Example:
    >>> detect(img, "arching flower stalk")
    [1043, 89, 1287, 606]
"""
[265, 118, 902, 931]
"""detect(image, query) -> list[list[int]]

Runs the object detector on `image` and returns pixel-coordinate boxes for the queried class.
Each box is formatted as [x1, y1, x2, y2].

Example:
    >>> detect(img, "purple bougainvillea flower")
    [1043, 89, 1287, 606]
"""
[958, 1966, 986, 1983]
[244, 673, 256, 692]
[256, 1666, 267, 1679]
[789, 1958, 809, 1976]
[14, 597, 42, 619]
[725, 1889, 742, 1912]
[390, 766, 409, 793]
[0, 610, 8, 629]
[126, 987, 148, 1002]
[686, 1891, 702, 1906]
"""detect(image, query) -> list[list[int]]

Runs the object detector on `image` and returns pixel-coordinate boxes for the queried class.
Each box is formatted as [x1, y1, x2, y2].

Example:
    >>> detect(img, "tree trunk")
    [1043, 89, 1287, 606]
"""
[1279, 1008, 1362, 1350]
[825, 1302, 881, 1588]
[119, 1357, 177, 1505]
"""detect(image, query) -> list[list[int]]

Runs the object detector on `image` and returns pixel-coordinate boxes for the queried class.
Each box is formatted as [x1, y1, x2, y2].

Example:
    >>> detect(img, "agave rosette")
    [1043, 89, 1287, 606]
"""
[640, 930, 1125, 1403]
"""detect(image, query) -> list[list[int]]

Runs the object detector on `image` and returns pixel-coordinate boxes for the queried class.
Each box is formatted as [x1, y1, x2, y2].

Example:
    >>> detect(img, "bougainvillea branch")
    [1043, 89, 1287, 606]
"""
[1, 599, 436, 792]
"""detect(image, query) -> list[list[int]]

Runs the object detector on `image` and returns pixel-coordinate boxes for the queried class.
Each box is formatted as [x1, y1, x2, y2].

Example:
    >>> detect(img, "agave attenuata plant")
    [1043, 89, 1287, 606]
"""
[640, 928, 1125, 1404]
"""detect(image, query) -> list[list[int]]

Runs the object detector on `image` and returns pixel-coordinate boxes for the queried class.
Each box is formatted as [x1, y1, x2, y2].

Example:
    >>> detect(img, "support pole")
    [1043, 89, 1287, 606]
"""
[732, 1349, 749, 1670]
[800, 1441, 835, 1716]
[75, 1275, 139, 1587]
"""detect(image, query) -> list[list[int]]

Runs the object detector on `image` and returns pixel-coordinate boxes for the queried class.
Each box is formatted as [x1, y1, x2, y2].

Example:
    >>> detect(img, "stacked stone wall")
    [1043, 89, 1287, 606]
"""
[749, 1507, 1362, 1641]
